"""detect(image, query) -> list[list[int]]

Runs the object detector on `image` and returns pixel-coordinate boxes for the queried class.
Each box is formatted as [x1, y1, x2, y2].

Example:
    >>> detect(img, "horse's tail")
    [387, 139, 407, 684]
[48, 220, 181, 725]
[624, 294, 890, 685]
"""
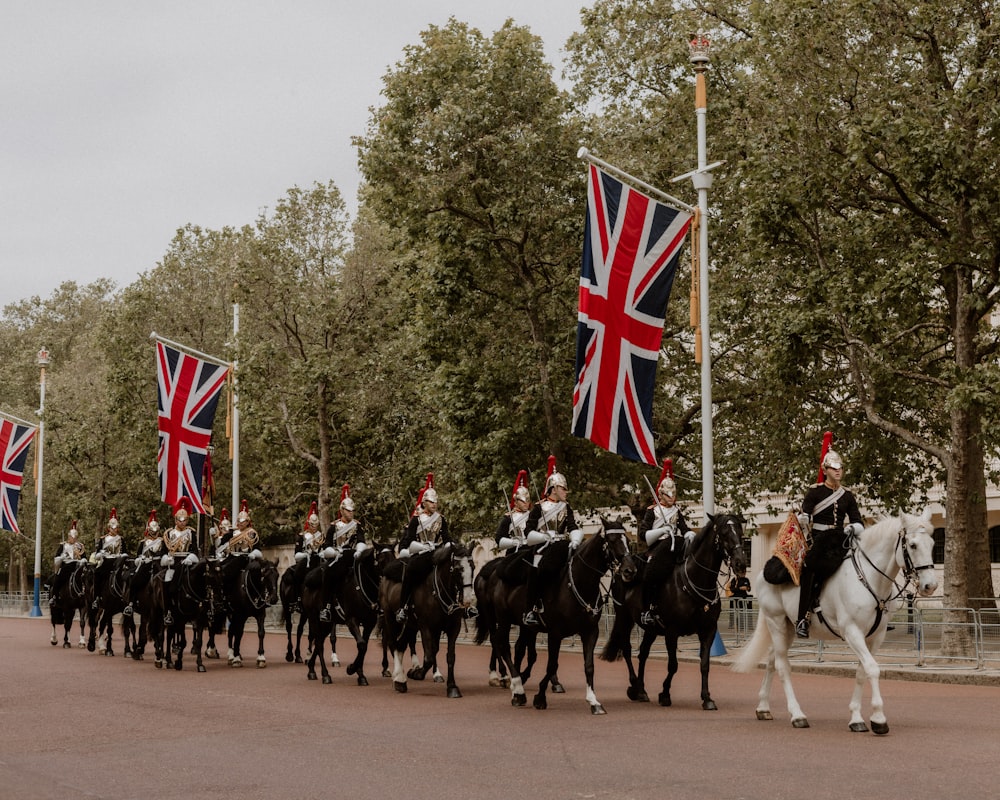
[473, 605, 491, 646]
[600, 603, 632, 662]
[731, 609, 772, 673]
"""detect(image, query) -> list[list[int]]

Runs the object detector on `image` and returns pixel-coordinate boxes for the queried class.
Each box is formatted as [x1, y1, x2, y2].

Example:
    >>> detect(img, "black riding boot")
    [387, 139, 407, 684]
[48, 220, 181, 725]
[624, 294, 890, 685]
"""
[522, 567, 542, 626]
[795, 566, 815, 638]
[639, 577, 659, 626]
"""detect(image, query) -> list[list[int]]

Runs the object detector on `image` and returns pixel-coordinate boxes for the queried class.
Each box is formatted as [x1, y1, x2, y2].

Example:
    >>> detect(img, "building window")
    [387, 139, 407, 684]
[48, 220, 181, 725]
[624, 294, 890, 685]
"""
[991, 527, 1000, 564]
[932, 528, 946, 565]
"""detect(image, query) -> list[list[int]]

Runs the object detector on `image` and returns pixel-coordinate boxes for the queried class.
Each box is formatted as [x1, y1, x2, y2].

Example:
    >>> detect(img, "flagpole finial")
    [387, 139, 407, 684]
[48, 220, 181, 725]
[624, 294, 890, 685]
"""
[37, 348, 50, 366]
[689, 34, 710, 69]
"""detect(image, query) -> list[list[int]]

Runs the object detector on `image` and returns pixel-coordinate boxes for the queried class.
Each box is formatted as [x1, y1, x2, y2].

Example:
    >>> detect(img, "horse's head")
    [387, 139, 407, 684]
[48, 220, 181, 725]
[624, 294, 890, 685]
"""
[259, 559, 280, 605]
[599, 516, 636, 581]
[899, 508, 938, 597]
[701, 513, 748, 574]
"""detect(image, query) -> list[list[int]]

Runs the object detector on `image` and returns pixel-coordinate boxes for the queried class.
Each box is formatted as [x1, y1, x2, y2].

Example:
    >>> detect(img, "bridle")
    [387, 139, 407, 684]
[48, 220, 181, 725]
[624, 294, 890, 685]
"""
[432, 547, 474, 616]
[241, 562, 275, 611]
[680, 515, 745, 610]
[353, 552, 380, 611]
[568, 525, 627, 617]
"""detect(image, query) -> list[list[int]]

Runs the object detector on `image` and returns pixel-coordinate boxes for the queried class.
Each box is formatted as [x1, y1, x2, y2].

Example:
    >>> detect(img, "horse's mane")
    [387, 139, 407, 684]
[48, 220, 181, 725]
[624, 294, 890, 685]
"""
[858, 514, 900, 548]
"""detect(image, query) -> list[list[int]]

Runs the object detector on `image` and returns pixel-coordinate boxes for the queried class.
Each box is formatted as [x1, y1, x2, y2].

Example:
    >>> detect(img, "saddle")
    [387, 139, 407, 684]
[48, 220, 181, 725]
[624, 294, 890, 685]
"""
[494, 547, 532, 585]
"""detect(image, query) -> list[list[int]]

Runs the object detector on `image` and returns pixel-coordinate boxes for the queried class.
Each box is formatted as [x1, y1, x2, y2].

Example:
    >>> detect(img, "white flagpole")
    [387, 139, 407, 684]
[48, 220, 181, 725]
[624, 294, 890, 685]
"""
[231, 301, 240, 515]
[690, 35, 715, 519]
[30, 347, 49, 617]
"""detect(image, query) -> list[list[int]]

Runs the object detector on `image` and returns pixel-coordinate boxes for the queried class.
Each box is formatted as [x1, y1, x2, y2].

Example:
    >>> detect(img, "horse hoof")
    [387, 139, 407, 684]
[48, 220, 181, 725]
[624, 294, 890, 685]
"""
[393, 681, 408, 693]
[307, 672, 317, 681]
[756, 710, 773, 720]
[626, 687, 649, 703]
[489, 677, 502, 687]
[382, 668, 392, 678]
[173, 662, 182, 671]
[658, 693, 672, 707]
[703, 700, 718, 711]
[106, 649, 115, 657]
[849, 722, 869, 733]
[792, 717, 810, 729]
[295, 656, 303, 664]
[197, 664, 206, 673]
[155, 660, 163, 669]
[206, 648, 219, 659]
[447, 687, 462, 699]
[285, 653, 294, 663]
[231, 660, 242, 668]
[552, 682, 565, 694]
[532, 694, 547, 710]
[408, 668, 425, 681]
[322, 675, 332, 685]
[331, 657, 340, 667]
[63, 642, 71, 649]
[511, 694, 527, 707]
[357, 676, 369, 687]
[591, 704, 606, 715]
[50, 639, 57, 646]
[501, 677, 511, 689]
[257, 659, 266, 669]
[433, 675, 444, 684]
[871, 721, 889, 736]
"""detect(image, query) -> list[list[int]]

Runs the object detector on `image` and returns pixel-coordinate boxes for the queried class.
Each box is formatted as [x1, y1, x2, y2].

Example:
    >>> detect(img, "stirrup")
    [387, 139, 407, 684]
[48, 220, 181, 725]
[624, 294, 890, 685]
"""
[319, 606, 331, 623]
[464, 606, 479, 620]
[640, 609, 658, 626]
[122, 604, 133, 617]
[522, 609, 540, 626]
[395, 607, 408, 623]
[163, 612, 173, 626]
[795, 618, 810, 639]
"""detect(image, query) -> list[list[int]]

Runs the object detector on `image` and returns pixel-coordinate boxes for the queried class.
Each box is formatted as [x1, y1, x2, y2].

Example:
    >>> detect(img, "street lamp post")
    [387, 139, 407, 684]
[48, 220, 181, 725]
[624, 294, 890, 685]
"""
[30, 347, 49, 617]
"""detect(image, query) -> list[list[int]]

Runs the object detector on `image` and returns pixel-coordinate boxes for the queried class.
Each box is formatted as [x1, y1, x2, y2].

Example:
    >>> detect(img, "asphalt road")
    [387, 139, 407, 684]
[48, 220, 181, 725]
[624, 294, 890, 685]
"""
[2, 616, 997, 800]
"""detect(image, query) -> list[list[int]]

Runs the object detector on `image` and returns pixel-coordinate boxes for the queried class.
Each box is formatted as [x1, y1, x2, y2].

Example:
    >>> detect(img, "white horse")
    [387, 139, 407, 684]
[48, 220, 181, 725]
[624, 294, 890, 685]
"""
[732, 509, 937, 733]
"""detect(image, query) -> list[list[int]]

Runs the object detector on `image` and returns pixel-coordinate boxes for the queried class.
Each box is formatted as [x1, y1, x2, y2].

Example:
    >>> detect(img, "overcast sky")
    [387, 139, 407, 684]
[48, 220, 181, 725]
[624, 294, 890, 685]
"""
[0, 1, 587, 309]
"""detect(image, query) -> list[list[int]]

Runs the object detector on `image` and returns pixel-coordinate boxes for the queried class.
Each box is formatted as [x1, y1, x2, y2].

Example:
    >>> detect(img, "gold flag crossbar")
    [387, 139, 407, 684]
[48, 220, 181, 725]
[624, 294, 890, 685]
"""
[577, 147, 696, 214]
[149, 332, 231, 369]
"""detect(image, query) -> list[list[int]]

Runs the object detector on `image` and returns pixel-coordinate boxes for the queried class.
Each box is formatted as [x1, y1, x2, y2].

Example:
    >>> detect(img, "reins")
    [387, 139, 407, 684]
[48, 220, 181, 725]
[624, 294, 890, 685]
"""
[679, 517, 743, 611]
[567, 528, 625, 617]
[431, 549, 473, 616]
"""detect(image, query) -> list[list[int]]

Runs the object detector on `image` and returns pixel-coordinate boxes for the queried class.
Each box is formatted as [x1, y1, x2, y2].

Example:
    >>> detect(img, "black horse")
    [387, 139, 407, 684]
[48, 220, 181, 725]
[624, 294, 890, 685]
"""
[92, 554, 136, 657]
[602, 513, 747, 710]
[477, 517, 633, 714]
[302, 553, 358, 684]
[473, 557, 544, 691]
[222, 557, 279, 668]
[380, 542, 476, 698]
[324, 546, 387, 686]
[48, 561, 95, 649]
[279, 563, 311, 663]
[149, 556, 223, 672]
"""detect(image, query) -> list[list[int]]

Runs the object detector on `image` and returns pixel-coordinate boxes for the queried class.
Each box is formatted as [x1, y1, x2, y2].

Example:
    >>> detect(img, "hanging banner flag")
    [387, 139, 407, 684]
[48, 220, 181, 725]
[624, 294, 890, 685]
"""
[572, 162, 693, 465]
[155, 338, 229, 513]
[0, 417, 37, 534]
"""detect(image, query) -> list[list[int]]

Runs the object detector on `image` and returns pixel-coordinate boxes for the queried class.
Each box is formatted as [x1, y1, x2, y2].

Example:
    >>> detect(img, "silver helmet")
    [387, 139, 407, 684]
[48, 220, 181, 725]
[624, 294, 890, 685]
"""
[822, 449, 843, 471]
[422, 487, 439, 505]
[545, 472, 567, 493]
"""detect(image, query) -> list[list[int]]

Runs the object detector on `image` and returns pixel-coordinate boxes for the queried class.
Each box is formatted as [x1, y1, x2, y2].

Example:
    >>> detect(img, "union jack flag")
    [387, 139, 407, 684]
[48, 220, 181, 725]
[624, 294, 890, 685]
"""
[572, 164, 693, 465]
[0, 417, 37, 534]
[156, 341, 229, 513]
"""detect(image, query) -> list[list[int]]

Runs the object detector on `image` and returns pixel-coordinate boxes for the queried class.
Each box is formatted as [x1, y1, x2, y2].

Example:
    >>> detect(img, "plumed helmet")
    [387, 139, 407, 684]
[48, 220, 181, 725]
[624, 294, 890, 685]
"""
[339, 483, 355, 512]
[822, 449, 843, 471]
[816, 431, 834, 482]
[656, 458, 676, 499]
[237, 498, 250, 524]
[510, 470, 530, 508]
[107, 507, 119, 532]
[544, 455, 567, 494]
[145, 510, 159, 536]
[218, 508, 230, 534]
[174, 496, 193, 520]
[413, 473, 436, 514]
[68, 520, 79, 539]
[422, 487, 439, 504]
[307, 501, 320, 527]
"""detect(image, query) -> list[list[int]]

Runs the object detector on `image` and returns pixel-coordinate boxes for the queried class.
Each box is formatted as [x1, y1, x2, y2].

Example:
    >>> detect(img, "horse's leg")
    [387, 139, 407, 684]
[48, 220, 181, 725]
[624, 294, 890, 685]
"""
[229, 616, 245, 667]
[172, 625, 187, 671]
[255, 611, 267, 668]
[697, 628, 718, 711]
[344, 619, 368, 685]
[843, 628, 887, 734]
[633, 627, 657, 703]
[580, 627, 605, 715]
[194, 621, 207, 673]
[533, 636, 562, 710]
[283, 603, 295, 662]
[295, 613, 307, 663]
[766, 617, 809, 727]
[79, 608, 89, 649]
[329, 623, 340, 667]
[493, 622, 525, 707]
[445, 618, 462, 699]
[659, 633, 681, 707]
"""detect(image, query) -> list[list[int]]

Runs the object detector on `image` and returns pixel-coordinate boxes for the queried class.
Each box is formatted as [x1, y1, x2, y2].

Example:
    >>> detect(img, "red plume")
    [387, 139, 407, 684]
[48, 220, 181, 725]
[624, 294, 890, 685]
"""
[340, 484, 351, 504]
[413, 472, 434, 516]
[510, 469, 528, 508]
[545, 455, 556, 483]
[308, 501, 318, 517]
[656, 458, 674, 494]
[817, 431, 833, 483]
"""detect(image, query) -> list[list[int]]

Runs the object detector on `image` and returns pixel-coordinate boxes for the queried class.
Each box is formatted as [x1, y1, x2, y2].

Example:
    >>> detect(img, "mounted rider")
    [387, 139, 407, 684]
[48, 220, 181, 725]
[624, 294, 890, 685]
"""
[160, 496, 200, 626]
[495, 470, 533, 552]
[315, 484, 370, 622]
[521, 456, 584, 627]
[638, 459, 692, 626]
[394, 473, 453, 623]
[93, 508, 127, 608]
[218, 499, 263, 611]
[210, 508, 231, 558]
[123, 509, 162, 616]
[49, 520, 87, 604]
[290, 500, 325, 614]
[794, 434, 864, 638]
